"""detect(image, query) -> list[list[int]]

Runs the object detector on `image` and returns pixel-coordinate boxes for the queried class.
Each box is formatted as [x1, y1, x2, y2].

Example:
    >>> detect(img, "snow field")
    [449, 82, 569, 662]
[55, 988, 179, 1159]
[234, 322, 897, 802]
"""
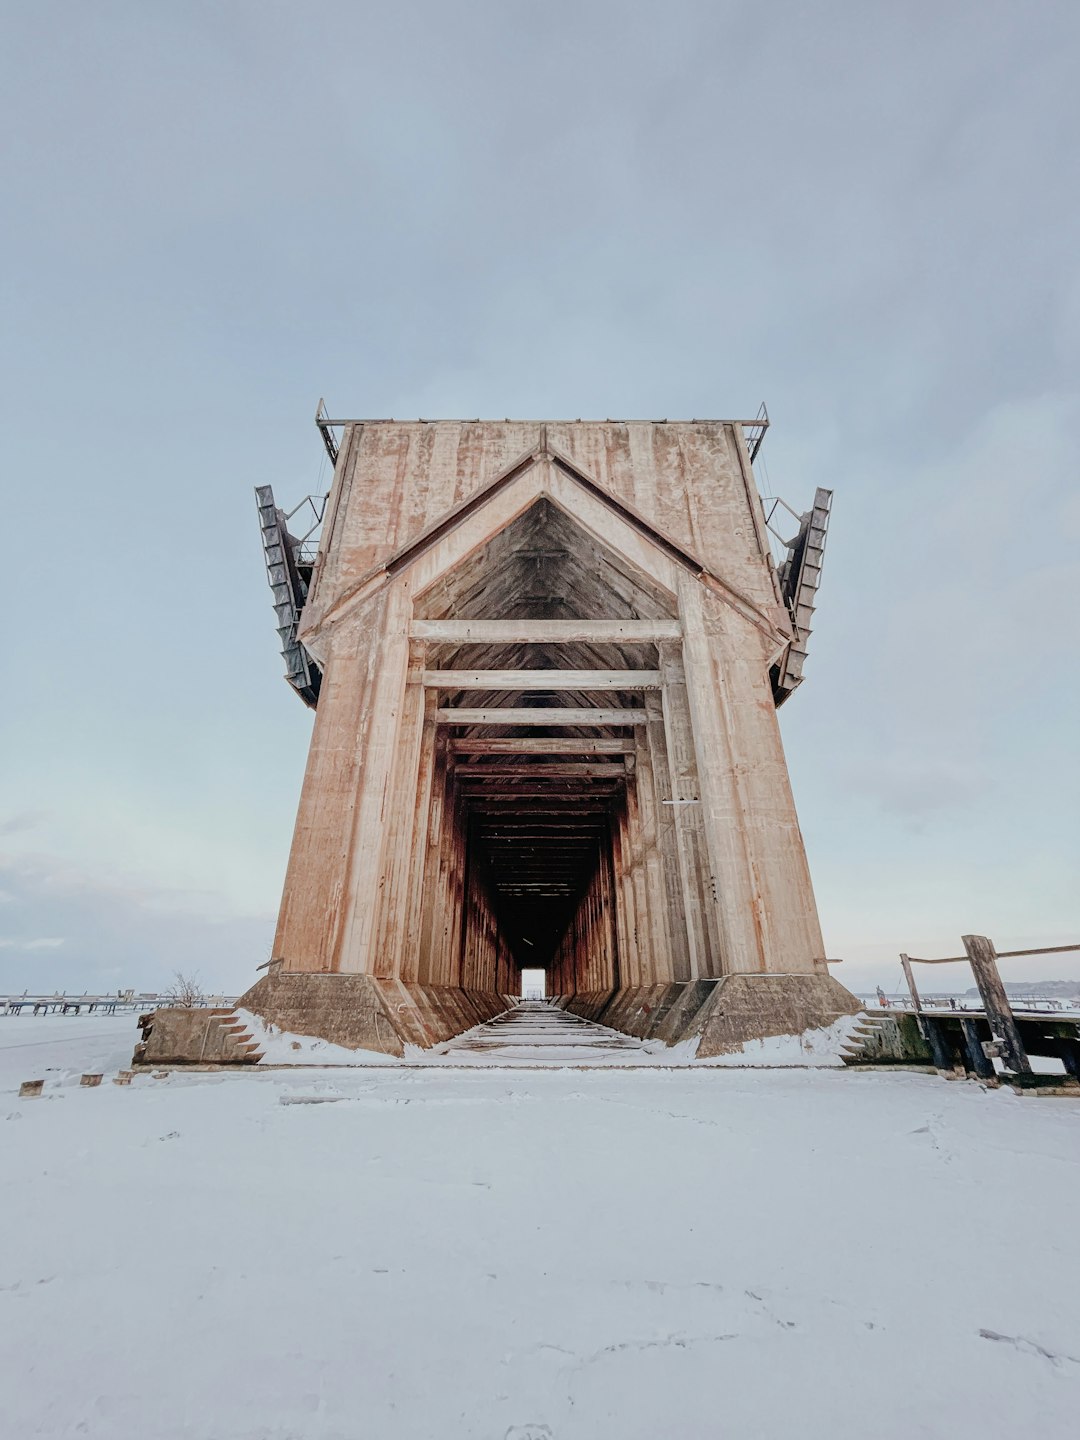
[1, 1015, 1079, 1439]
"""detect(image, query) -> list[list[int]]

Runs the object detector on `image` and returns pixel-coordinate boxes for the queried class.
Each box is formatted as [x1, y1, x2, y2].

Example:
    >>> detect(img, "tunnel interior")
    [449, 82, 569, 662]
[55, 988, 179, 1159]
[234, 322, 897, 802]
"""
[411, 498, 696, 997]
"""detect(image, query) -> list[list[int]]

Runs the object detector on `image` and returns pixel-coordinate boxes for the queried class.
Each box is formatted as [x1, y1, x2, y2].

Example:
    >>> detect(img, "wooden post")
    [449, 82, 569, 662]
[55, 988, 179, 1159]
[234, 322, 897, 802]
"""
[960, 1019, 997, 1082]
[899, 953, 922, 1013]
[961, 934, 1031, 1075]
[923, 1018, 954, 1073]
[658, 641, 715, 979]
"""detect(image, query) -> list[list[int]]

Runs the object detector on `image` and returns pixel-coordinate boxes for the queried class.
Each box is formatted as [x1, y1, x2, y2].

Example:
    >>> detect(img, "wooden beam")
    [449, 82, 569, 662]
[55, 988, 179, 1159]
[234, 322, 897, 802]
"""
[459, 775, 622, 787]
[487, 869, 588, 876]
[962, 934, 1032, 1075]
[425, 669, 661, 691]
[483, 859, 594, 865]
[411, 619, 680, 643]
[484, 851, 594, 858]
[476, 818, 607, 826]
[495, 875, 578, 887]
[960, 1018, 997, 1081]
[452, 763, 625, 778]
[469, 806, 613, 817]
[436, 708, 647, 725]
[491, 851, 596, 863]
[459, 787, 620, 799]
[899, 954, 922, 1014]
[485, 860, 594, 866]
[477, 832, 605, 839]
[458, 777, 621, 788]
[476, 823, 607, 830]
[450, 737, 635, 755]
[480, 823, 604, 835]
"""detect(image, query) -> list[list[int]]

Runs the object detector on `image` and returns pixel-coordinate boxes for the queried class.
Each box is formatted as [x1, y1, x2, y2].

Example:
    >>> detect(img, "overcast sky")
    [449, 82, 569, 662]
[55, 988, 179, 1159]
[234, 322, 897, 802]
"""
[3, 0, 1078, 998]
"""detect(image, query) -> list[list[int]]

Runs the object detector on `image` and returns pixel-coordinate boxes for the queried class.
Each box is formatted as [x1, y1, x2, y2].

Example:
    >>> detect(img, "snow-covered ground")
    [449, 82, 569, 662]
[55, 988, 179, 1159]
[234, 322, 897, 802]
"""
[242, 1003, 866, 1067]
[2, 1014, 1079, 1439]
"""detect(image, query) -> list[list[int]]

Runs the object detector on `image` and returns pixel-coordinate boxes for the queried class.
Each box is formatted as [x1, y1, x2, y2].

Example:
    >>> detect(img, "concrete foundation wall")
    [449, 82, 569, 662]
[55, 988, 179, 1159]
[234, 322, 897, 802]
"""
[238, 970, 517, 1056]
[558, 974, 861, 1054]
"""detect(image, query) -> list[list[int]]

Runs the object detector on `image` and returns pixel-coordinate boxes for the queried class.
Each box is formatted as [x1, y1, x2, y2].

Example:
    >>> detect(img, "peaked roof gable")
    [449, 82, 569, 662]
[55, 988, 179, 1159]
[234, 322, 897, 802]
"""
[305, 435, 788, 647]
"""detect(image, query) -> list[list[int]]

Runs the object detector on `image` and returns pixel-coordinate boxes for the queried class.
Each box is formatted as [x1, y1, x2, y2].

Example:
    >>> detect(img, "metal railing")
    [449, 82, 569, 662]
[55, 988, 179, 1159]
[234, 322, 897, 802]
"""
[1, 992, 237, 1016]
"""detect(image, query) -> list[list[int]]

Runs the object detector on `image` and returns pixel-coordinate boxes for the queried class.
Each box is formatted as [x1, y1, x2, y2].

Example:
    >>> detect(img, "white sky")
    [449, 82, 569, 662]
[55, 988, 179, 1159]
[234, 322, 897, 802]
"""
[2, 1, 1078, 996]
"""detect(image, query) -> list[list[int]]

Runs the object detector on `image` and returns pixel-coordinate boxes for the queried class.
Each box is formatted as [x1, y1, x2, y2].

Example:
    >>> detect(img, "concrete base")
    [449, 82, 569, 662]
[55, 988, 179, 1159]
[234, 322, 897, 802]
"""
[557, 973, 861, 1055]
[135, 972, 859, 1065]
[236, 970, 517, 1057]
[134, 1008, 265, 1066]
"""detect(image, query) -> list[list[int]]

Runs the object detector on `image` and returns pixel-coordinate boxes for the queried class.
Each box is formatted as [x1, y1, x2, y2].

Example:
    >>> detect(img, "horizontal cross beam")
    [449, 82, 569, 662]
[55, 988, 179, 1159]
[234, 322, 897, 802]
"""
[464, 796, 616, 806]
[452, 762, 626, 778]
[449, 738, 635, 755]
[475, 824, 607, 832]
[466, 794, 616, 806]
[411, 619, 680, 643]
[484, 868, 596, 874]
[425, 669, 661, 691]
[436, 708, 647, 725]
[469, 804, 612, 814]
[484, 860, 591, 868]
[494, 885, 578, 892]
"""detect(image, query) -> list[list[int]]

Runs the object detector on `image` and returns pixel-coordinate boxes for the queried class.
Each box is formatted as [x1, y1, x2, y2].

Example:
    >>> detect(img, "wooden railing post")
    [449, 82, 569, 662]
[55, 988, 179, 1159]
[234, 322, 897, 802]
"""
[900, 953, 922, 1013]
[961, 934, 1031, 1075]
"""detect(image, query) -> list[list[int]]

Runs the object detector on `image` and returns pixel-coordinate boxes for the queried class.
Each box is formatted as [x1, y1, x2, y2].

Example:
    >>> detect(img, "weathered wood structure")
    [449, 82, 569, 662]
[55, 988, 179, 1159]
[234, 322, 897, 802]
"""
[861, 935, 1080, 1087]
[238, 418, 858, 1056]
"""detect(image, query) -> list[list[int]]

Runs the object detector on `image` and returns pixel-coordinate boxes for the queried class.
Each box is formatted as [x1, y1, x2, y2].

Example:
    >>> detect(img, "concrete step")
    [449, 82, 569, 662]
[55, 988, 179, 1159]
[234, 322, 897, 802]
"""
[841, 1014, 886, 1065]
[436, 1001, 644, 1061]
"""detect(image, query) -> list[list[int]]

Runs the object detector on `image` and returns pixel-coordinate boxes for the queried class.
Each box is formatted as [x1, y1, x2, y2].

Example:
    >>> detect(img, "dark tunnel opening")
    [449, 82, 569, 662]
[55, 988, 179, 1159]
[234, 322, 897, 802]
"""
[415, 497, 678, 995]
[459, 724, 627, 978]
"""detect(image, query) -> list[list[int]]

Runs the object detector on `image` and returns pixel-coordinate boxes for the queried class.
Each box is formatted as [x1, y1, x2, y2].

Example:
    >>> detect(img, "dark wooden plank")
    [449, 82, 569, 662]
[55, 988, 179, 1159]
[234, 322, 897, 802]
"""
[960, 1018, 997, 1081]
[962, 934, 1032, 1075]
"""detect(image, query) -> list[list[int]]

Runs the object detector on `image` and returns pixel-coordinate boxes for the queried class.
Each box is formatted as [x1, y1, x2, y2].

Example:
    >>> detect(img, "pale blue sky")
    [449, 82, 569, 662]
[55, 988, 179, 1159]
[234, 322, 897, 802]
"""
[2, 0, 1078, 997]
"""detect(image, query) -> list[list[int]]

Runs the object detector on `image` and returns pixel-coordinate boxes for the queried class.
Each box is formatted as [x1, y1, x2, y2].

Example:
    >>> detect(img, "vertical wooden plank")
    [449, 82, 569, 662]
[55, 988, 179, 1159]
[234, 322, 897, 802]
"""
[399, 686, 440, 983]
[960, 1018, 997, 1081]
[630, 734, 669, 984]
[334, 583, 413, 974]
[962, 934, 1031, 1075]
[924, 1018, 955, 1074]
[372, 638, 429, 980]
[644, 692, 692, 982]
[414, 732, 447, 983]
[900, 954, 923, 1014]
[659, 638, 720, 978]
